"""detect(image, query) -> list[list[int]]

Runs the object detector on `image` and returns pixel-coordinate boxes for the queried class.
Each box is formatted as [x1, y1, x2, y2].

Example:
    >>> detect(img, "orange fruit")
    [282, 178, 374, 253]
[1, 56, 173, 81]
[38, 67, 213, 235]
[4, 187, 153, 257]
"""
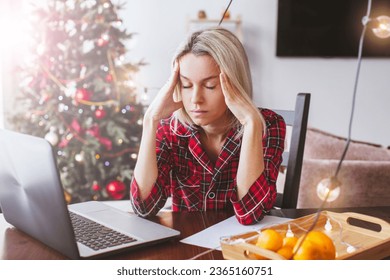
[256, 229, 283, 252]
[275, 236, 298, 260]
[292, 231, 336, 260]
[283, 236, 298, 248]
[293, 239, 320, 260]
[277, 246, 294, 259]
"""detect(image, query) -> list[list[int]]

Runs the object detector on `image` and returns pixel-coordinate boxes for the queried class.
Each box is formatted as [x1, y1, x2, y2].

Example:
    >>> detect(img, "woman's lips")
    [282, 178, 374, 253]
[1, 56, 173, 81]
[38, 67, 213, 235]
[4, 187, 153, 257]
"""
[191, 110, 207, 116]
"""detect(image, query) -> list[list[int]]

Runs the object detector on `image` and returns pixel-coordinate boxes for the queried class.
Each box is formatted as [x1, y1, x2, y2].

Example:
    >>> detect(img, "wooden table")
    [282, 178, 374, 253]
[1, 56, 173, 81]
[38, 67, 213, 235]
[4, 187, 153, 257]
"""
[1, 206, 389, 260]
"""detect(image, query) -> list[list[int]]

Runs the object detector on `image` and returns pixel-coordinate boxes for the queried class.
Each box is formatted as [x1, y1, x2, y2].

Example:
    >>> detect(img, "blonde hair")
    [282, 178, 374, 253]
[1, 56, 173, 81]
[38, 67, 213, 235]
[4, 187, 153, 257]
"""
[172, 27, 262, 136]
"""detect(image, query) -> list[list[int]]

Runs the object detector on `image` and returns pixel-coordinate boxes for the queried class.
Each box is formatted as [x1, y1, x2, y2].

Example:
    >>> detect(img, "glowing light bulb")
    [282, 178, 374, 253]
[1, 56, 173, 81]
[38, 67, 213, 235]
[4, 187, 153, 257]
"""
[324, 218, 332, 232]
[372, 15, 390, 39]
[347, 245, 357, 253]
[316, 176, 341, 202]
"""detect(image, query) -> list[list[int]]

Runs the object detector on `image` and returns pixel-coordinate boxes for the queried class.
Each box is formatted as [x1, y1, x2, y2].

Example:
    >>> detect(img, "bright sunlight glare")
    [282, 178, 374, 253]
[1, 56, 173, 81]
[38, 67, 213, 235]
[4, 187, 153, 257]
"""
[0, 0, 39, 128]
[0, 1, 39, 66]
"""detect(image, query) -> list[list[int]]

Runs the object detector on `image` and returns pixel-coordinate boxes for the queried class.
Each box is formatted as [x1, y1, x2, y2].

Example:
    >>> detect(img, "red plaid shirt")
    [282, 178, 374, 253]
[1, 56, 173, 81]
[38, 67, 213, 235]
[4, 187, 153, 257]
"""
[130, 109, 286, 225]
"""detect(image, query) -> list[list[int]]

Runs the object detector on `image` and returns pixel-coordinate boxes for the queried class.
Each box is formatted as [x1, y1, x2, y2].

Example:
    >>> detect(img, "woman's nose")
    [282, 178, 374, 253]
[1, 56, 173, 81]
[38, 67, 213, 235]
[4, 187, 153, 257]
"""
[191, 87, 203, 104]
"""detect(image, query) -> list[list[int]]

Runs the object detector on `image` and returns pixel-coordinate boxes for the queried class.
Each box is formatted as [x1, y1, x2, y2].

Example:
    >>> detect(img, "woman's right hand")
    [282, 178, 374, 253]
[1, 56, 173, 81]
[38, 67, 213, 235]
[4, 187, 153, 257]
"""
[145, 61, 183, 123]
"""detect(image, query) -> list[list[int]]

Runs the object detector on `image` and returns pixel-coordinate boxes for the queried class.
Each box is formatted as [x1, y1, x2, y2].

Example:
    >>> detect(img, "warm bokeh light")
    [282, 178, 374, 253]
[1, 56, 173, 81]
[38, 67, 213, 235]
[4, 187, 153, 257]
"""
[371, 15, 390, 39]
[316, 177, 341, 202]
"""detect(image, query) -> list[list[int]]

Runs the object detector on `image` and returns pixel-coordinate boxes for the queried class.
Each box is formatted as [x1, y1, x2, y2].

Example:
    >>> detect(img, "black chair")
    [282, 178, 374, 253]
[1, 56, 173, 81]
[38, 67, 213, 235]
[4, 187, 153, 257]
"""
[272, 93, 311, 209]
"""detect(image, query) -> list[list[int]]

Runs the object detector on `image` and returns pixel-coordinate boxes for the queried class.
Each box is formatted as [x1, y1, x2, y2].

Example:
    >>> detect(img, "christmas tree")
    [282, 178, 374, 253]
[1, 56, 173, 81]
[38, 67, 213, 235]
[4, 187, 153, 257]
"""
[10, 0, 145, 203]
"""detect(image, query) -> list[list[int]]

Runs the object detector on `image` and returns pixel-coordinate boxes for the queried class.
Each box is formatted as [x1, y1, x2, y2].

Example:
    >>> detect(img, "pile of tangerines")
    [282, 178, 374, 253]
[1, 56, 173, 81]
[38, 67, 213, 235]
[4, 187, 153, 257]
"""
[255, 228, 336, 260]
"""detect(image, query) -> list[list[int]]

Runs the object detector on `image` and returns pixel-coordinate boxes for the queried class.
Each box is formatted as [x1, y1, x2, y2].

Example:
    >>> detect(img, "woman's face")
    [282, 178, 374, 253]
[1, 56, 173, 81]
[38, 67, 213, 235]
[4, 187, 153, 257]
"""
[179, 53, 228, 128]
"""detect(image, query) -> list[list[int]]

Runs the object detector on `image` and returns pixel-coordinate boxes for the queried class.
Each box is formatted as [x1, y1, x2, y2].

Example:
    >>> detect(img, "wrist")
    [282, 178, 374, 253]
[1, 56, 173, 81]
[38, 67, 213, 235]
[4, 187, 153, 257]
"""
[143, 112, 159, 130]
[242, 112, 263, 129]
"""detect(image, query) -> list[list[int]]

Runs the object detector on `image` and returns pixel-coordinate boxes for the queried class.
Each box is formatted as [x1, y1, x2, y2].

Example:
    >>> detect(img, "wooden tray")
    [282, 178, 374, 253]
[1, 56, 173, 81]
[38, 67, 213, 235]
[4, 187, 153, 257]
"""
[220, 211, 390, 260]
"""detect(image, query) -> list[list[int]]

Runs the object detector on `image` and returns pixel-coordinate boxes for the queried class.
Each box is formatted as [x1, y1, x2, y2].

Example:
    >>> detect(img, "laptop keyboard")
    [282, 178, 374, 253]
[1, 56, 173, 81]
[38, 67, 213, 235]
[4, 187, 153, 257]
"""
[69, 212, 137, 251]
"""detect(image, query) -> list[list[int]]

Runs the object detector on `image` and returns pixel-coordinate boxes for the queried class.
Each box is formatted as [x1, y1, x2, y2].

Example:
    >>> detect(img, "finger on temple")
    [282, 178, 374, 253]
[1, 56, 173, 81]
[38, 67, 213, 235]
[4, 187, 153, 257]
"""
[220, 72, 229, 93]
[172, 60, 179, 75]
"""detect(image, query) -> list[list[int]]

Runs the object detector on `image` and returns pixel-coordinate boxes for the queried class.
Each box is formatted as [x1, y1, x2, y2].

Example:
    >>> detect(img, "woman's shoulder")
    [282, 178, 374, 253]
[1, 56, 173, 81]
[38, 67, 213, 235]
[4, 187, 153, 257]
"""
[259, 108, 286, 140]
[259, 108, 285, 125]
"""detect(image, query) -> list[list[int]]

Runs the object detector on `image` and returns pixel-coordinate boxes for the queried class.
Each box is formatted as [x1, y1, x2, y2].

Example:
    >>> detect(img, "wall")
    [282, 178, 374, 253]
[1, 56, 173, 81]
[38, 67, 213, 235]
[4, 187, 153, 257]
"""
[118, 0, 390, 147]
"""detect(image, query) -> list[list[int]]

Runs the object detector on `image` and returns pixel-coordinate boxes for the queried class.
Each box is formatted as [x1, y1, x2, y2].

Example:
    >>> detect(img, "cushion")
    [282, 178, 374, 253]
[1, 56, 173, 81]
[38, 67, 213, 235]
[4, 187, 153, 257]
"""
[303, 128, 390, 161]
[297, 127, 390, 208]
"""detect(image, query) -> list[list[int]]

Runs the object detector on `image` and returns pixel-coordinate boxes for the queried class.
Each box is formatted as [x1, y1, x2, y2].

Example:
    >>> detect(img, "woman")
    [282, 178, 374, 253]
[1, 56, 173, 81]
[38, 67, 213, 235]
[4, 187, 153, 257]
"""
[130, 28, 285, 225]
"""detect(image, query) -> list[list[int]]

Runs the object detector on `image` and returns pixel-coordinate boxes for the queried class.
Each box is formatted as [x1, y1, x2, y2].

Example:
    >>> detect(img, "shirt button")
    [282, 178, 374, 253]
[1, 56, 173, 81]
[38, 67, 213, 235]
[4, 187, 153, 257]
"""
[208, 192, 216, 199]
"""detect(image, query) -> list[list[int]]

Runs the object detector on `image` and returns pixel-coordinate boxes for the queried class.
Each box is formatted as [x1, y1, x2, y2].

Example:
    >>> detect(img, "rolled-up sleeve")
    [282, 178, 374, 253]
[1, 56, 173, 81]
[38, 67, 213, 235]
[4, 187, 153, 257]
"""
[231, 112, 286, 225]
[130, 122, 173, 217]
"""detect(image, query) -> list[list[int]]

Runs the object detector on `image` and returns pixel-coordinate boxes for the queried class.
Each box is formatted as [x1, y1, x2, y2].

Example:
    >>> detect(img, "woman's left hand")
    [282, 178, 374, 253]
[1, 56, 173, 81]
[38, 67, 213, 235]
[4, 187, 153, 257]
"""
[219, 72, 260, 126]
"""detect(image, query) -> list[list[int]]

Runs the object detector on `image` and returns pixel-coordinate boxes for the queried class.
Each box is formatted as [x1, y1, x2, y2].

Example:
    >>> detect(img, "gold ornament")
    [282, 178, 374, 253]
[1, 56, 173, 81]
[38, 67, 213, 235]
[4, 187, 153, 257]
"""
[64, 190, 72, 204]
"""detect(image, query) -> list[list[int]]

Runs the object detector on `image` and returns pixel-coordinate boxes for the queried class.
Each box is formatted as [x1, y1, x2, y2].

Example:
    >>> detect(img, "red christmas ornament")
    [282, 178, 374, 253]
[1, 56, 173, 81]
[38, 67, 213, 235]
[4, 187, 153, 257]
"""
[95, 108, 106, 119]
[105, 74, 113, 83]
[92, 182, 101, 191]
[97, 34, 109, 47]
[97, 38, 106, 47]
[106, 180, 126, 200]
[71, 118, 82, 133]
[75, 88, 92, 102]
[86, 124, 112, 150]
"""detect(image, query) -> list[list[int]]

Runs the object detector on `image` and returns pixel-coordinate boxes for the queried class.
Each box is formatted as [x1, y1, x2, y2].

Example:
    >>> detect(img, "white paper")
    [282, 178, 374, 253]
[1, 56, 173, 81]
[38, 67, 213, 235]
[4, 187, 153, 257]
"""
[180, 215, 291, 250]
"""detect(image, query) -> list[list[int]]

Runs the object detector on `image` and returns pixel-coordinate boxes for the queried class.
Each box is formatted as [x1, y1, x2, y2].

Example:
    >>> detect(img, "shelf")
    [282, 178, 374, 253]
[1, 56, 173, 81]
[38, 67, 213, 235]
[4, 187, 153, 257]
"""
[187, 18, 241, 24]
[186, 16, 243, 42]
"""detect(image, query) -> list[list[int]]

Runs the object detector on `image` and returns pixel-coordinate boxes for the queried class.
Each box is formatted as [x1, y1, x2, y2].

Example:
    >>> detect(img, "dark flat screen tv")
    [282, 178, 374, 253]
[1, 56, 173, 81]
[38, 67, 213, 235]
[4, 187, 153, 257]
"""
[276, 0, 390, 57]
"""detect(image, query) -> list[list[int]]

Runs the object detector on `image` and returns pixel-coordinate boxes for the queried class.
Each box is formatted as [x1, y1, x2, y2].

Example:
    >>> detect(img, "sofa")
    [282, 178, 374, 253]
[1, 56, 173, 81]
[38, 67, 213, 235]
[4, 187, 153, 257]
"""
[297, 127, 390, 208]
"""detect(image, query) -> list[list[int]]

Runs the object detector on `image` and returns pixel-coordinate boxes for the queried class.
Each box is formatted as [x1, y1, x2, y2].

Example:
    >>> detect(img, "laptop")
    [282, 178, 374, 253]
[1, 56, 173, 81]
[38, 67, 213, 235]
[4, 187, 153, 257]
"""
[0, 129, 180, 259]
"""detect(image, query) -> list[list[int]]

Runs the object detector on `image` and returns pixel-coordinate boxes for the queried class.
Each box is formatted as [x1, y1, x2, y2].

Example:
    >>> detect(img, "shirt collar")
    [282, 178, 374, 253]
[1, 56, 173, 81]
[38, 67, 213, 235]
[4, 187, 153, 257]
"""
[183, 122, 242, 176]
[169, 115, 242, 144]
[169, 117, 197, 138]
